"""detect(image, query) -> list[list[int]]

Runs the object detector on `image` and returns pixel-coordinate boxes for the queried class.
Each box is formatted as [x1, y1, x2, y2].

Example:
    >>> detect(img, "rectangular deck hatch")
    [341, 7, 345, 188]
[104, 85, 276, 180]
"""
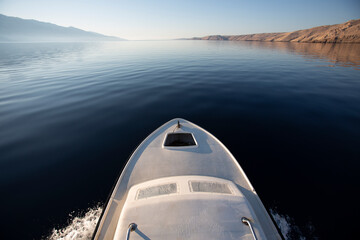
[137, 183, 177, 199]
[164, 133, 196, 147]
[190, 181, 232, 194]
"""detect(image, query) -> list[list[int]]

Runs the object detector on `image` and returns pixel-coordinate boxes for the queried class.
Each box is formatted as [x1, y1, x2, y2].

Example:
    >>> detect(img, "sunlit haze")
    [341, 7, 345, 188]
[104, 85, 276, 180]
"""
[1, 0, 360, 40]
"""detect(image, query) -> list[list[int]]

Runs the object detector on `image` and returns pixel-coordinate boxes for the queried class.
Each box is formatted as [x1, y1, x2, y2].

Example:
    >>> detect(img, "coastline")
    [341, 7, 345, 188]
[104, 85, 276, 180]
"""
[188, 19, 360, 44]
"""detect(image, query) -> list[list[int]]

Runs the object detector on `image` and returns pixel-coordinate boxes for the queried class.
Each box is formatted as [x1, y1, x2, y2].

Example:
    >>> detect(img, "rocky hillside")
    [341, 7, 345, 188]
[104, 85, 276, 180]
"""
[192, 19, 360, 43]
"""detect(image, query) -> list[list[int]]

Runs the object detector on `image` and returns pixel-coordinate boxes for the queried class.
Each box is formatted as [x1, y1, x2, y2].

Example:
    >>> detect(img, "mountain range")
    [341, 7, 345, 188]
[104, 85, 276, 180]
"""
[2, 14, 359, 43]
[0, 14, 125, 42]
[191, 19, 360, 43]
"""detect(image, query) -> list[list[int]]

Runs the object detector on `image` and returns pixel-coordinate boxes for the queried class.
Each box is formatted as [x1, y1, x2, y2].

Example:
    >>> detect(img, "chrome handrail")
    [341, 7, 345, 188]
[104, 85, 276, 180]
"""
[125, 223, 137, 240]
[242, 217, 258, 240]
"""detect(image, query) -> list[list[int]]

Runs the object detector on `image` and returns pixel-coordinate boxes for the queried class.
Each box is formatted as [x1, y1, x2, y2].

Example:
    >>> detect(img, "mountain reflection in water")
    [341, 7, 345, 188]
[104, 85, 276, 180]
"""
[238, 41, 360, 69]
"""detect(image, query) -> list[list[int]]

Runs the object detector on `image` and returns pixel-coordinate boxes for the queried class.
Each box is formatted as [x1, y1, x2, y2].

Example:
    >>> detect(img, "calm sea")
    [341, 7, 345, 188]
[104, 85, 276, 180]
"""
[0, 41, 359, 239]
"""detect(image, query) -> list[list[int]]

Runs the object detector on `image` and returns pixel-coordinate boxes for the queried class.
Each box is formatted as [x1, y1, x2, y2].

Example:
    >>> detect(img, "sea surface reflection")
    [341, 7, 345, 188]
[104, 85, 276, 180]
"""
[238, 41, 360, 69]
[0, 41, 359, 239]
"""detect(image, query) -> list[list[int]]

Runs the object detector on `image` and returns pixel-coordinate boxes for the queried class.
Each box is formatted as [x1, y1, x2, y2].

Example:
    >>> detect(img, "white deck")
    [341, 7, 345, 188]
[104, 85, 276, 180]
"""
[93, 118, 281, 240]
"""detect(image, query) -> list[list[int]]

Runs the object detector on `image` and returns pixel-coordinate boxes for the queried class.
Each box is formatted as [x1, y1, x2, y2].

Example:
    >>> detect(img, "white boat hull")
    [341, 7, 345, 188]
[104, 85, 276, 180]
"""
[93, 118, 282, 240]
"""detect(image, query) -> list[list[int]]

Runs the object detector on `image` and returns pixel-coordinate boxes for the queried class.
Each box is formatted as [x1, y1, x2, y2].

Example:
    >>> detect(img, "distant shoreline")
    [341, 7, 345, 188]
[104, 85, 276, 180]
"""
[187, 19, 360, 44]
[0, 14, 126, 42]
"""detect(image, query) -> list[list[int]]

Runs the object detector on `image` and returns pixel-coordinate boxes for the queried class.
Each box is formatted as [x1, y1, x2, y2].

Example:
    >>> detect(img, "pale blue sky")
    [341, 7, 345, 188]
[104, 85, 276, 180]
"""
[1, 0, 359, 40]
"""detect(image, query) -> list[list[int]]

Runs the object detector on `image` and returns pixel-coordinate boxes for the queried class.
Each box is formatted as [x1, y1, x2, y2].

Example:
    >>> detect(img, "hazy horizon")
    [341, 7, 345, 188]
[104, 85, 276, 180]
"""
[1, 0, 359, 40]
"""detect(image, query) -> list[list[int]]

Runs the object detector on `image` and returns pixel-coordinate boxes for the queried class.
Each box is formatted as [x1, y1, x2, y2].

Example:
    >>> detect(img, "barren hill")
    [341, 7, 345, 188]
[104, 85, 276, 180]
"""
[192, 19, 360, 43]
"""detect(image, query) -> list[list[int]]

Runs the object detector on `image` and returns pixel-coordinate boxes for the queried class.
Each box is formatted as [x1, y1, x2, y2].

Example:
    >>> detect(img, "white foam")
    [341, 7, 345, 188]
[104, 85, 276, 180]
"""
[270, 209, 310, 240]
[48, 206, 102, 240]
[48, 206, 310, 240]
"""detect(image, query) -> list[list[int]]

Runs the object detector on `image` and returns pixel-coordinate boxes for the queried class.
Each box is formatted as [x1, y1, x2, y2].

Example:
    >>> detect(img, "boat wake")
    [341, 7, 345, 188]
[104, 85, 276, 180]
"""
[270, 209, 314, 240]
[47, 206, 310, 240]
[48, 206, 102, 240]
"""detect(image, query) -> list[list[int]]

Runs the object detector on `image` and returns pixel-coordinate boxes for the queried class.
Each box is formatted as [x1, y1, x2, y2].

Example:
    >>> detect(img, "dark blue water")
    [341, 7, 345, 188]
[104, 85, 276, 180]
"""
[0, 41, 359, 239]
